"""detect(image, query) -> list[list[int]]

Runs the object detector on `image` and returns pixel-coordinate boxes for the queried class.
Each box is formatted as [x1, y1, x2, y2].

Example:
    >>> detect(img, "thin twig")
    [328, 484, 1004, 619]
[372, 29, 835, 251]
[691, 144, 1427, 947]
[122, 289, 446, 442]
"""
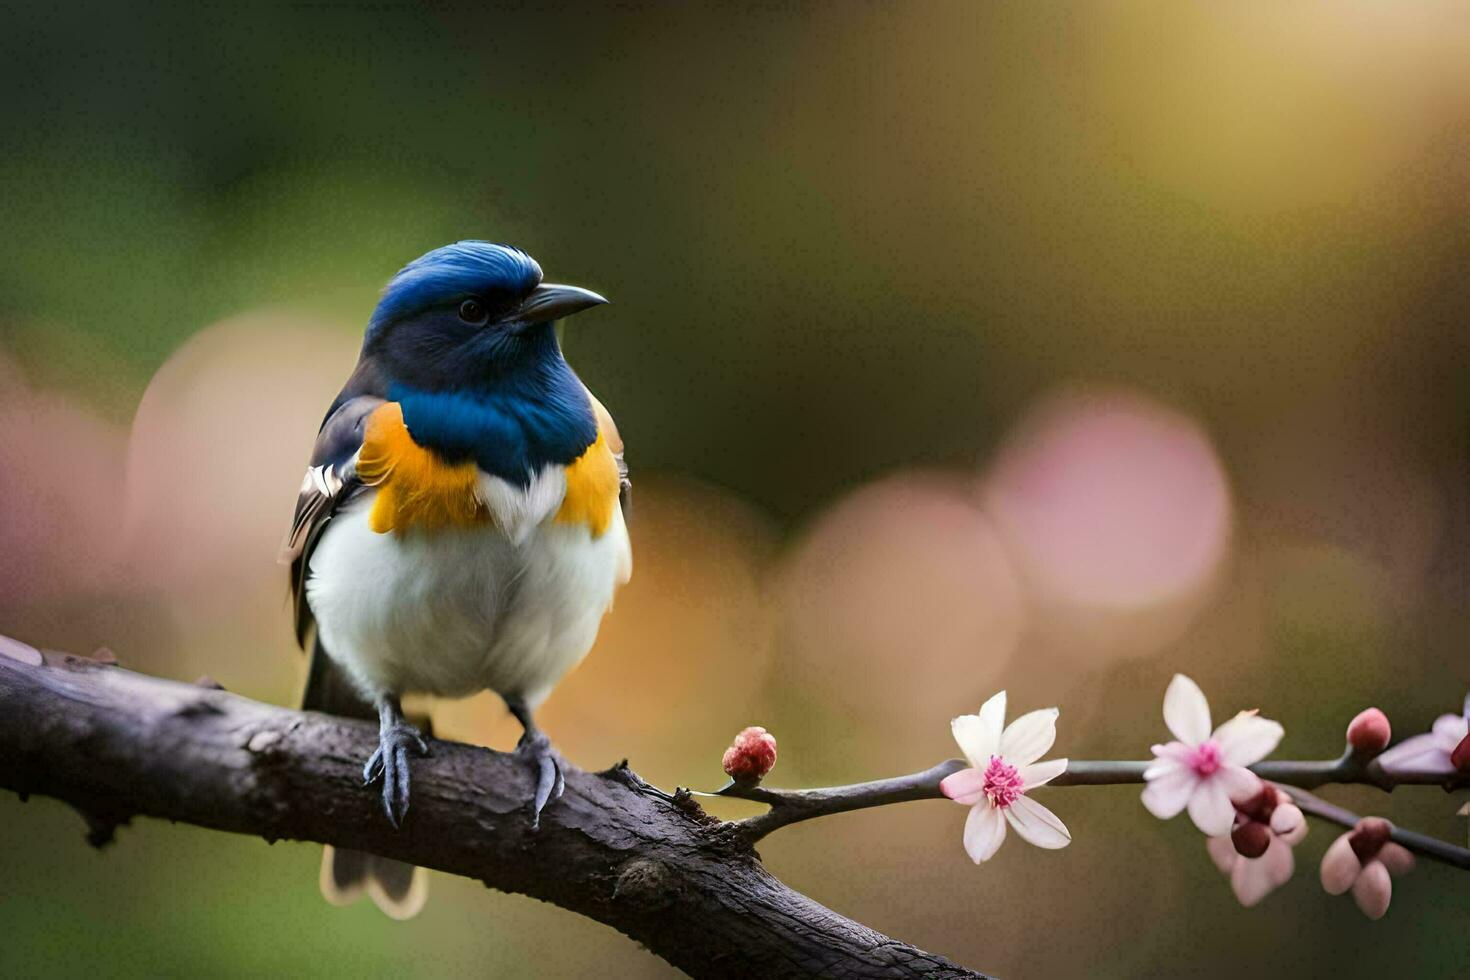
[716, 756, 1470, 869]
[1276, 784, 1470, 871]
[717, 761, 967, 840]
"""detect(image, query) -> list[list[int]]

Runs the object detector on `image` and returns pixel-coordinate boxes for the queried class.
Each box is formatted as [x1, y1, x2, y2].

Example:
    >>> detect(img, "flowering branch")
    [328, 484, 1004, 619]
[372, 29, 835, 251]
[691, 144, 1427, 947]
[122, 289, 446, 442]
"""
[712, 759, 1470, 869]
[707, 678, 1468, 918]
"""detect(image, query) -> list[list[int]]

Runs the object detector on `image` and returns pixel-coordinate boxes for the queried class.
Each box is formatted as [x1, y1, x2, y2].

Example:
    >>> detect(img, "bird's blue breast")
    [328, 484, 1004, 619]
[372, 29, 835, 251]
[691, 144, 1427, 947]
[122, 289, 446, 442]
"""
[390, 363, 598, 485]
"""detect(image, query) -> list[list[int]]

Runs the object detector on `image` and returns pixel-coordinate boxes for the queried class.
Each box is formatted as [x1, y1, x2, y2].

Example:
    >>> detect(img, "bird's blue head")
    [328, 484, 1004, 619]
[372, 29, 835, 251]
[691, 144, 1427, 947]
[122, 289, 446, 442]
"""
[362, 241, 607, 393]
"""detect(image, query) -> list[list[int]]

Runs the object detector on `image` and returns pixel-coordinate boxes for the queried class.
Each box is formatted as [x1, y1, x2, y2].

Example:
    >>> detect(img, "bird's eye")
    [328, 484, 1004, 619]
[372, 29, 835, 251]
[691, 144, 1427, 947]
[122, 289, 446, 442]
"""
[458, 298, 488, 324]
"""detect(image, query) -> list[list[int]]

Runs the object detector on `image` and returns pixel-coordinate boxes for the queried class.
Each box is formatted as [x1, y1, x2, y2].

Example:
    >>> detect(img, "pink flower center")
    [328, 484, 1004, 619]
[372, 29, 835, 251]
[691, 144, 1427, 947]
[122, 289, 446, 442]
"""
[983, 756, 1024, 808]
[1186, 740, 1222, 777]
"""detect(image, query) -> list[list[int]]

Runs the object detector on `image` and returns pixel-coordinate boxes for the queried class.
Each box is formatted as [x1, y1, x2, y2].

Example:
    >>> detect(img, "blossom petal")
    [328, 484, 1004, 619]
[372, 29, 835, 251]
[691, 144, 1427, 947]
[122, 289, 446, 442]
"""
[1187, 775, 1236, 836]
[1319, 834, 1360, 895]
[1018, 758, 1067, 790]
[1141, 767, 1198, 820]
[1230, 838, 1293, 907]
[1431, 712, 1469, 748]
[1213, 712, 1284, 767]
[1351, 860, 1392, 920]
[1216, 764, 1262, 804]
[1263, 835, 1296, 887]
[1376, 733, 1454, 774]
[940, 768, 987, 806]
[1270, 803, 1306, 842]
[1229, 857, 1273, 907]
[1279, 822, 1308, 847]
[1143, 759, 1182, 781]
[963, 802, 1006, 863]
[952, 692, 1006, 767]
[1205, 835, 1238, 874]
[1144, 743, 1191, 780]
[1163, 674, 1211, 745]
[1004, 795, 1070, 849]
[1378, 842, 1415, 877]
[999, 708, 1059, 766]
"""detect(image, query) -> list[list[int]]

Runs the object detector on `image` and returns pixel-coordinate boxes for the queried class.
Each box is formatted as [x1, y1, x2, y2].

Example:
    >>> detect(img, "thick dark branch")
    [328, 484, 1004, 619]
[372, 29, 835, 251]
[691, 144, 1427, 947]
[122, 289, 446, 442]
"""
[0, 651, 985, 980]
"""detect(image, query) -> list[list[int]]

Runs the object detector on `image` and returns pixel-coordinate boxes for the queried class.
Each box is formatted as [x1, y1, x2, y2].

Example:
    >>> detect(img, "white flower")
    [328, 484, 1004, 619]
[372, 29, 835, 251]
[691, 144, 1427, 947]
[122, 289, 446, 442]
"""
[941, 691, 1070, 863]
[1141, 675, 1284, 837]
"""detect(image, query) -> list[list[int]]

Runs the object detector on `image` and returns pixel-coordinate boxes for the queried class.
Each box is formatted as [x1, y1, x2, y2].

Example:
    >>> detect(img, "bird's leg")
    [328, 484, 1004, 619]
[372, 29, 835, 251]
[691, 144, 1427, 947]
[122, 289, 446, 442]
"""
[506, 697, 564, 829]
[362, 695, 429, 828]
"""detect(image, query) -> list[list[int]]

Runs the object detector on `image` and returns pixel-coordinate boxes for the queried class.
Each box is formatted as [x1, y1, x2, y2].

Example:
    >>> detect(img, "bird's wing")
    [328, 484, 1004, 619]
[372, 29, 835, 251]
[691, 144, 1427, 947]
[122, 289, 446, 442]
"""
[280, 392, 388, 722]
[585, 388, 631, 522]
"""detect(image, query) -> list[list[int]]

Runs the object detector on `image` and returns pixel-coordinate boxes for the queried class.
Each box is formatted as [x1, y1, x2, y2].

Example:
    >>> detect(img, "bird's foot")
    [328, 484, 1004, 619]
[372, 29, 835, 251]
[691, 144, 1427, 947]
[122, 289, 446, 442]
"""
[515, 730, 565, 829]
[363, 722, 429, 828]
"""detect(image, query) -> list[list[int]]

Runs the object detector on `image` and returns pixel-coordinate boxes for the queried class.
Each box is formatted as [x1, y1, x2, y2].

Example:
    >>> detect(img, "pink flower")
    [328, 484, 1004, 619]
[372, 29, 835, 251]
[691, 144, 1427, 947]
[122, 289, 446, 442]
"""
[722, 726, 778, 784]
[1376, 694, 1469, 775]
[941, 691, 1070, 863]
[1204, 785, 1308, 907]
[1141, 675, 1284, 836]
[1320, 817, 1415, 920]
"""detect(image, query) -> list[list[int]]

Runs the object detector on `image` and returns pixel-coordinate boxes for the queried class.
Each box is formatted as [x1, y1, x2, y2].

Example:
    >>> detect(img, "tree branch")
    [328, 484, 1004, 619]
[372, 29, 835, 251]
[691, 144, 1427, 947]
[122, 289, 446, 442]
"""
[1276, 785, 1470, 871]
[0, 650, 985, 980]
[716, 759, 1470, 867]
[715, 761, 968, 841]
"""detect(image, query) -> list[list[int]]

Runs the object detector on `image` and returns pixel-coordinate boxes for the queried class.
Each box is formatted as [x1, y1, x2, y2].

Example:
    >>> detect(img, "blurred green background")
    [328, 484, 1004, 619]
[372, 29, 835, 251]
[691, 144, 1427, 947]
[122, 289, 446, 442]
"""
[2, 2, 1467, 977]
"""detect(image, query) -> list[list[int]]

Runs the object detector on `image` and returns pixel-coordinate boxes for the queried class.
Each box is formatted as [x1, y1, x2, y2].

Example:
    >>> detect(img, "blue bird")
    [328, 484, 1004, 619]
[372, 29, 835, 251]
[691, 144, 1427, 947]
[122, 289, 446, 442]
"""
[280, 242, 631, 917]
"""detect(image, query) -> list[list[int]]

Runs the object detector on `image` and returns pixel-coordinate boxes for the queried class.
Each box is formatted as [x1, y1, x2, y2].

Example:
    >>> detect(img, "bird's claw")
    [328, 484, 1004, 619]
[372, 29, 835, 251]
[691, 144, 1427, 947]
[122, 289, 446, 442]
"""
[516, 730, 564, 829]
[363, 722, 429, 828]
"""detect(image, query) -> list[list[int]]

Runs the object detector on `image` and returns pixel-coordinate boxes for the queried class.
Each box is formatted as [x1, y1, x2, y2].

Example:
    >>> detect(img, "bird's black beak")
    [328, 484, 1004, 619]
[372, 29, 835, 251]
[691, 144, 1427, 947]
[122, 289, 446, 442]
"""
[517, 283, 608, 325]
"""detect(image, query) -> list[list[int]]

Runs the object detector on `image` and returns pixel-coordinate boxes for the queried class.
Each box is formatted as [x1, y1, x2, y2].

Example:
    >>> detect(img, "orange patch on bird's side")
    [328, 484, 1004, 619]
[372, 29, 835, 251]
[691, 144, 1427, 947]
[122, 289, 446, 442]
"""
[556, 430, 620, 538]
[356, 402, 488, 533]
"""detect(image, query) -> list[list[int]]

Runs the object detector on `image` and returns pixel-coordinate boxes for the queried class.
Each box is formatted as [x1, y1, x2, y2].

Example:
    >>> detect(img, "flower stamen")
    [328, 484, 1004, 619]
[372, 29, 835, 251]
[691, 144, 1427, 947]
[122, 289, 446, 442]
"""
[1187, 741, 1222, 777]
[982, 755, 1024, 809]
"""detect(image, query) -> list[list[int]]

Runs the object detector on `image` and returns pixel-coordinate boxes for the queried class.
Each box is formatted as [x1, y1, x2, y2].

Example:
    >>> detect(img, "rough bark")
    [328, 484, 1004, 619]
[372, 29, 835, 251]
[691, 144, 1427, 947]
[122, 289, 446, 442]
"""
[0, 652, 986, 979]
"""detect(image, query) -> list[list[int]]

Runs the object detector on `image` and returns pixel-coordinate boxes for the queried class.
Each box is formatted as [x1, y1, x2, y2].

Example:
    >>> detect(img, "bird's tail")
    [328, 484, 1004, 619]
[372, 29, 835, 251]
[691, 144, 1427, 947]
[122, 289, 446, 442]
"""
[302, 632, 429, 920]
[319, 846, 428, 920]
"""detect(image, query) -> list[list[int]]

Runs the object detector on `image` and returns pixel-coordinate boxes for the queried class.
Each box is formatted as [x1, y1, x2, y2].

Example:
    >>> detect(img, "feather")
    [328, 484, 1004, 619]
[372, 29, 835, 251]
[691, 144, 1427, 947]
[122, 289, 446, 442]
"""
[281, 394, 383, 648]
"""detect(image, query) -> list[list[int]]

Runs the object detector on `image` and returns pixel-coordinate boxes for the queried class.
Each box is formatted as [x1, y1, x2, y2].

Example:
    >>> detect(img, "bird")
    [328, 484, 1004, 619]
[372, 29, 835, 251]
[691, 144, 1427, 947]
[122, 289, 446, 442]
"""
[279, 241, 632, 918]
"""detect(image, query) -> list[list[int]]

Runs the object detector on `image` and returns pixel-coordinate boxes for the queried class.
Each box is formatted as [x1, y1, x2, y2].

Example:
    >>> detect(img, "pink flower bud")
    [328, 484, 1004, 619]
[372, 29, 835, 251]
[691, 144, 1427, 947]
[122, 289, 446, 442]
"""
[1452, 732, 1470, 773]
[722, 726, 777, 783]
[1346, 708, 1391, 755]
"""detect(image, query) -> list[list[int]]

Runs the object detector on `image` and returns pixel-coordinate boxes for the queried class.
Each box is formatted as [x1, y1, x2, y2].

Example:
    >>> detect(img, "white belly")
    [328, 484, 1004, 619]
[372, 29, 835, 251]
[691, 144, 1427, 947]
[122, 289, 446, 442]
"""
[305, 492, 631, 709]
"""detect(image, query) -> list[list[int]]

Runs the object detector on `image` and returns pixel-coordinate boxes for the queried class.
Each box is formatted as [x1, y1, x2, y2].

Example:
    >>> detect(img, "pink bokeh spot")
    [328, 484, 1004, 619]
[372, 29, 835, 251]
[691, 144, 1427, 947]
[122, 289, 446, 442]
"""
[982, 755, 1024, 809]
[984, 388, 1232, 610]
[1187, 741, 1223, 777]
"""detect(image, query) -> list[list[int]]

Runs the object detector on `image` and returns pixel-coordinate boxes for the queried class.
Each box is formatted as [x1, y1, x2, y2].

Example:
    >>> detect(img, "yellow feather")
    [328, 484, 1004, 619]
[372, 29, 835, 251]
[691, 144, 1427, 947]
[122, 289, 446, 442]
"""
[356, 402, 488, 533]
[555, 429, 620, 538]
